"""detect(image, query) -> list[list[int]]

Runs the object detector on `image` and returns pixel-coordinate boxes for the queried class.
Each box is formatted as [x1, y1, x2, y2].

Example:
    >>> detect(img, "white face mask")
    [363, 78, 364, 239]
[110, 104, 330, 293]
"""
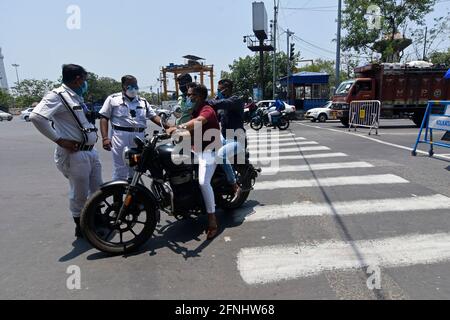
[126, 88, 138, 98]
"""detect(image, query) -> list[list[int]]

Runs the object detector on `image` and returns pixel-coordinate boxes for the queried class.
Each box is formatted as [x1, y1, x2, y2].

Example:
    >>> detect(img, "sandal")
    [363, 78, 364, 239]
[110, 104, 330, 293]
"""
[206, 214, 218, 240]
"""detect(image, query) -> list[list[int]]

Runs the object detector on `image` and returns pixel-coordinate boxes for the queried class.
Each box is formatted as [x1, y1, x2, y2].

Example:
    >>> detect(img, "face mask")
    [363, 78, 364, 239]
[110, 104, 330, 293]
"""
[217, 90, 225, 99]
[74, 81, 88, 96]
[126, 85, 139, 99]
[186, 98, 196, 111]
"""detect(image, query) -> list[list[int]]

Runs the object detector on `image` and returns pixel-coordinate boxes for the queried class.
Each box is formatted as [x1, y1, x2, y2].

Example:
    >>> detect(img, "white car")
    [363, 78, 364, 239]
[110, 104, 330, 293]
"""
[21, 108, 34, 122]
[0, 110, 13, 121]
[255, 100, 296, 119]
[305, 101, 336, 123]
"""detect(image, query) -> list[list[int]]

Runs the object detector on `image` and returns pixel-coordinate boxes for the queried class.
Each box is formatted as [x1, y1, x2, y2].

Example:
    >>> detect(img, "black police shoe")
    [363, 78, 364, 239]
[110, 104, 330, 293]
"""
[73, 217, 83, 238]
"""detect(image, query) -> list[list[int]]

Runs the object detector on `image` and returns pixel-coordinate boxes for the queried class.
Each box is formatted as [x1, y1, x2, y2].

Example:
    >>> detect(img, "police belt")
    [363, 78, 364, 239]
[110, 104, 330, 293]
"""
[113, 125, 146, 133]
[78, 145, 95, 152]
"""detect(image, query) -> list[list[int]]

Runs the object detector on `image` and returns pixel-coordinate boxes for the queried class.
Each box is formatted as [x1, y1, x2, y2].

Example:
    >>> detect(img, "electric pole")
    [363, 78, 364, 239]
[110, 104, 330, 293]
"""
[12, 63, 20, 86]
[272, 0, 279, 99]
[335, 0, 342, 88]
[423, 26, 428, 61]
[286, 29, 294, 103]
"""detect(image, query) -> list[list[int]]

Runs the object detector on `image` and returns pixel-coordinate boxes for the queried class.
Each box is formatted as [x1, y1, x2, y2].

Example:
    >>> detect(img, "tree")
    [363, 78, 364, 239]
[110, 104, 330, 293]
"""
[85, 73, 122, 103]
[297, 58, 354, 88]
[0, 89, 14, 110]
[221, 51, 300, 99]
[409, 10, 450, 61]
[429, 48, 450, 66]
[139, 91, 159, 105]
[12, 79, 57, 108]
[342, 0, 437, 62]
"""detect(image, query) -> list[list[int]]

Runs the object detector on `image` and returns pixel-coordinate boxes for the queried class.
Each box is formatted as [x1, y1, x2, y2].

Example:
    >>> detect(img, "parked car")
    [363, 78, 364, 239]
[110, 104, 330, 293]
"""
[0, 110, 13, 121]
[155, 105, 181, 119]
[305, 101, 337, 123]
[255, 100, 296, 119]
[21, 108, 34, 122]
[256, 100, 296, 113]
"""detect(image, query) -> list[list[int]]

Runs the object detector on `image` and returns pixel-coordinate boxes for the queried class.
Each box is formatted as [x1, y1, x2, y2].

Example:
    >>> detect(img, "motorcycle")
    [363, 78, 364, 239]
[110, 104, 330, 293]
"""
[80, 113, 261, 255]
[243, 103, 258, 124]
[250, 107, 290, 131]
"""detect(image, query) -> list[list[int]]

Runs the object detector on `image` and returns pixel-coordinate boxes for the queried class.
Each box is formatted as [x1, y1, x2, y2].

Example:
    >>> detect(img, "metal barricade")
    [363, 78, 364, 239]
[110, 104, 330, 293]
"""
[349, 100, 381, 135]
[412, 101, 450, 157]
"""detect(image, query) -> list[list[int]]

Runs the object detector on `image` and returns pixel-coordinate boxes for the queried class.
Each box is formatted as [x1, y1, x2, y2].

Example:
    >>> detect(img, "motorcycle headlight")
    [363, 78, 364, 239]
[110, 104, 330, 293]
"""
[122, 147, 142, 167]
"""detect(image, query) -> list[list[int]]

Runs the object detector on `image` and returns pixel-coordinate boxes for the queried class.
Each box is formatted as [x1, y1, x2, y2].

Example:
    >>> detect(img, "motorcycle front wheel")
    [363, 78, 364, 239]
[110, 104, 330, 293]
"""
[250, 116, 263, 131]
[80, 184, 158, 255]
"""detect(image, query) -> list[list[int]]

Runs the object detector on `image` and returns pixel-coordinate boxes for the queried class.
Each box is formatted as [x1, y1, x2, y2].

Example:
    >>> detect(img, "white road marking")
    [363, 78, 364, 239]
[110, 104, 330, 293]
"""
[236, 194, 450, 222]
[248, 137, 308, 144]
[237, 232, 450, 285]
[298, 123, 450, 160]
[250, 153, 348, 163]
[259, 161, 374, 175]
[254, 174, 409, 191]
[246, 132, 295, 136]
[252, 146, 331, 155]
[248, 141, 319, 148]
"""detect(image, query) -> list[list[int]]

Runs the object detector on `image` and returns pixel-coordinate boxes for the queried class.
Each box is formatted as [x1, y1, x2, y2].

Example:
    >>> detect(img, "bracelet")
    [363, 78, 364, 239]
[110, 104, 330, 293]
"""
[102, 137, 110, 141]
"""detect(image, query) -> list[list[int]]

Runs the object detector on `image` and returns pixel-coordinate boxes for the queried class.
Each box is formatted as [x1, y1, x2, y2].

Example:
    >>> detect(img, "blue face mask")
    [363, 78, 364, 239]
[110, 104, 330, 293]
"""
[185, 98, 196, 111]
[74, 81, 88, 96]
[217, 90, 225, 99]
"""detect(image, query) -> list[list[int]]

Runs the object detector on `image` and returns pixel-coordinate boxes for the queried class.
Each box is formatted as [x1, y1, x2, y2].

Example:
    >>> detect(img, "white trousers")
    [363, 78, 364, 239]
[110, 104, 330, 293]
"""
[197, 151, 217, 214]
[55, 148, 103, 218]
[111, 130, 145, 181]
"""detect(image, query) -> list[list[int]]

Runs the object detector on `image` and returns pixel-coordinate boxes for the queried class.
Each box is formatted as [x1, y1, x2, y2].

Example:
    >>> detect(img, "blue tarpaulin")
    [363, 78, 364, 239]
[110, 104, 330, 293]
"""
[445, 68, 450, 79]
[279, 71, 330, 85]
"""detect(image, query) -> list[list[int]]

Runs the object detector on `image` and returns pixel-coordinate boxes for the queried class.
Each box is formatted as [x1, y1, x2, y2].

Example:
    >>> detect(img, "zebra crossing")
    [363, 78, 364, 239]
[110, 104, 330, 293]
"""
[236, 129, 450, 286]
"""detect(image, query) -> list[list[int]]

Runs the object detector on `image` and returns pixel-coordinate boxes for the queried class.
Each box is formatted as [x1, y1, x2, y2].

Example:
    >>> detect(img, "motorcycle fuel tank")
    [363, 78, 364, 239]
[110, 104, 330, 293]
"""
[156, 143, 195, 171]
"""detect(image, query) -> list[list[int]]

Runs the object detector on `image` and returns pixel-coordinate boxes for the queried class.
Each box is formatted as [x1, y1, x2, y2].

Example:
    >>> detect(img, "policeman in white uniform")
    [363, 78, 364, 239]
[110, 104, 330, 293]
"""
[30, 64, 103, 238]
[99, 75, 166, 181]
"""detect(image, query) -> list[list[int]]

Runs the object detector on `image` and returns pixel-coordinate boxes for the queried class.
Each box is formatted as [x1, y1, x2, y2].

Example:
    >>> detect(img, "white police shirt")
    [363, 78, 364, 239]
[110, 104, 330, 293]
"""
[99, 93, 156, 129]
[32, 84, 98, 146]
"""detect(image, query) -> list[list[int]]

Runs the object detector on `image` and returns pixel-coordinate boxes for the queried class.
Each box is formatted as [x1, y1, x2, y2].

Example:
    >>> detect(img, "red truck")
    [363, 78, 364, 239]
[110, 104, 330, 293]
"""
[333, 63, 450, 127]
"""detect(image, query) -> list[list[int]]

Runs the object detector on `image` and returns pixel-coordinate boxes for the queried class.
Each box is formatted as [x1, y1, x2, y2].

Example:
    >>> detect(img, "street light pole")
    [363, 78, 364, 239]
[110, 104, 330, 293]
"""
[286, 29, 294, 103]
[335, 0, 342, 88]
[272, 0, 279, 99]
[12, 64, 20, 86]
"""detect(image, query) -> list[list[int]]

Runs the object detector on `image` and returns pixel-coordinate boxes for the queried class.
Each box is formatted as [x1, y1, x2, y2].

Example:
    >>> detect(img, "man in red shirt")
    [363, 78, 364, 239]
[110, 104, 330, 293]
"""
[168, 83, 221, 240]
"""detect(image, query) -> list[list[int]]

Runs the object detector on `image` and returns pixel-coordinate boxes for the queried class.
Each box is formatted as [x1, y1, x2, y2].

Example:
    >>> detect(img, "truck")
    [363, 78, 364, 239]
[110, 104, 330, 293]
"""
[332, 62, 450, 127]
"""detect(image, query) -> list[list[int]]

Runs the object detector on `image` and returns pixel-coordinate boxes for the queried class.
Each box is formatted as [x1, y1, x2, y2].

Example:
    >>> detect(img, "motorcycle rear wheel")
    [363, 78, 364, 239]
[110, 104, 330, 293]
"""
[216, 165, 253, 210]
[277, 115, 290, 130]
[80, 184, 158, 255]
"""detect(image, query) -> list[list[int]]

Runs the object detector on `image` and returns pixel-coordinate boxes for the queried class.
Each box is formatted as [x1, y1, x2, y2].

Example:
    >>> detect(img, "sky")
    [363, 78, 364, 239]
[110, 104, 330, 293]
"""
[1, 0, 449, 93]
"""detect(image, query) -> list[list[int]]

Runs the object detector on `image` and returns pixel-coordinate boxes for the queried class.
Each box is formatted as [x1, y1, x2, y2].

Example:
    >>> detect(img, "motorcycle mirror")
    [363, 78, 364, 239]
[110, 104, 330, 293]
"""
[134, 136, 145, 147]
[160, 113, 168, 127]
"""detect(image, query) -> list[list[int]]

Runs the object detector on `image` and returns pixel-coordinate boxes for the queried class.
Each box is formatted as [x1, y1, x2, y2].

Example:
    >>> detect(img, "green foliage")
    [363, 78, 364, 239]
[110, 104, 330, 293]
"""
[85, 72, 122, 103]
[0, 89, 14, 110]
[12, 79, 57, 108]
[139, 91, 159, 105]
[342, 0, 436, 62]
[221, 51, 300, 99]
[430, 48, 450, 67]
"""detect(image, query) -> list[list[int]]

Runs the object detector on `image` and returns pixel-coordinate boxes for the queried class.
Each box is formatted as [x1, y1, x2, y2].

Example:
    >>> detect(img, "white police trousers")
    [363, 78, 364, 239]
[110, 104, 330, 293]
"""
[111, 130, 145, 181]
[55, 147, 103, 218]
